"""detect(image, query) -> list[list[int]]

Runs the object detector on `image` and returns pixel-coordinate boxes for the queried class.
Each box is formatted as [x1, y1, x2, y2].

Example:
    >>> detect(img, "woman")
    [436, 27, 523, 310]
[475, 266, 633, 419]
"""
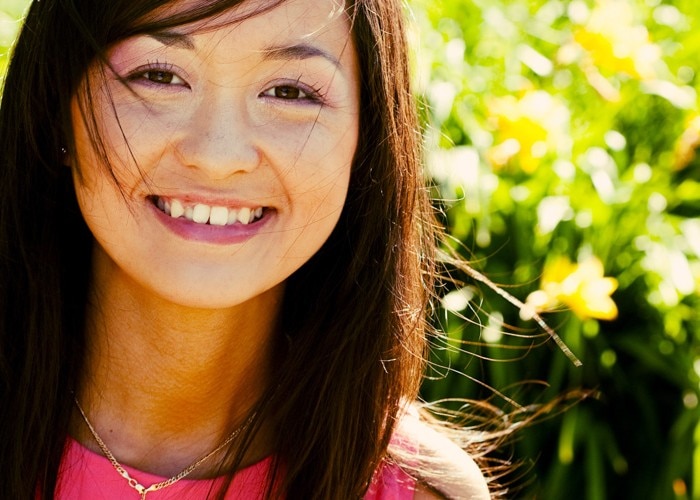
[0, 0, 491, 498]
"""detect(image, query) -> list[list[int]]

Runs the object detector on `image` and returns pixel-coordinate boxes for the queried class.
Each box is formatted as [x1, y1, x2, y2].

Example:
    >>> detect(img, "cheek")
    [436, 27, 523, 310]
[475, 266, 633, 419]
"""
[73, 88, 171, 182]
[272, 118, 357, 194]
[286, 146, 354, 220]
[70, 115, 140, 236]
[72, 170, 127, 244]
[70, 95, 131, 190]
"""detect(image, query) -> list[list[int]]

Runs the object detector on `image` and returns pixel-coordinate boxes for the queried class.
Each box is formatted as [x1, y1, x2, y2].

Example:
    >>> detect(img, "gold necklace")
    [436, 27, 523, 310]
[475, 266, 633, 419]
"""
[74, 397, 253, 500]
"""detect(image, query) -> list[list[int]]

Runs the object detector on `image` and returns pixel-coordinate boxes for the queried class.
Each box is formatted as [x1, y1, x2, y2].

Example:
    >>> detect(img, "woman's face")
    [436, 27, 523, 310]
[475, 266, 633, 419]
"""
[70, 0, 360, 309]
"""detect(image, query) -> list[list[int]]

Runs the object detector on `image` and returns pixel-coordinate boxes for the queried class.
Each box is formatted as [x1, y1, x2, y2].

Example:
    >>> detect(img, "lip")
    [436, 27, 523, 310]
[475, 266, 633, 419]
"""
[148, 199, 273, 245]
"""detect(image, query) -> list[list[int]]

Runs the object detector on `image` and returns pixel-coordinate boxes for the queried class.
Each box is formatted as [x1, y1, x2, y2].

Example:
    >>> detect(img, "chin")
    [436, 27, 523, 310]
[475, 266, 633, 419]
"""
[151, 279, 284, 313]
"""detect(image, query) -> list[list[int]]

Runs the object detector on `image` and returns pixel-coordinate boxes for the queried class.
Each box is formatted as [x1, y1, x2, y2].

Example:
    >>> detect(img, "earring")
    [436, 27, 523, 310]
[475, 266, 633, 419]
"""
[60, 146, 71, 167]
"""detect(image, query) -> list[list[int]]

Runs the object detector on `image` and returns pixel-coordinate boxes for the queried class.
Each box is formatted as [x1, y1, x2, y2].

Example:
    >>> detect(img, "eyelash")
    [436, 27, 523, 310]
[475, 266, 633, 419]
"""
[125, 63, 327, 104]
[260, 77, 327, 104]
[126, 61, 188, 88]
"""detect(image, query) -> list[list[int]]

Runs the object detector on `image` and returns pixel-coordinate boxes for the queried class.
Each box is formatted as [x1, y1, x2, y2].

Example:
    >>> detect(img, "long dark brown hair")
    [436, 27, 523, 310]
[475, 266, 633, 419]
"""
[0, 0, 438, 498]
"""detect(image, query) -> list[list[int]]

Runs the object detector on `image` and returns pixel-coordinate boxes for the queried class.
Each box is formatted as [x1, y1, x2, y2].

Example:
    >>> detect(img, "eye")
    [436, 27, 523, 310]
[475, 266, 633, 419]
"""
[142, 70, 186, 86]
[261, 83, 321, 102]
[126, 63, 189, 88]
[271, 85, 305, 99]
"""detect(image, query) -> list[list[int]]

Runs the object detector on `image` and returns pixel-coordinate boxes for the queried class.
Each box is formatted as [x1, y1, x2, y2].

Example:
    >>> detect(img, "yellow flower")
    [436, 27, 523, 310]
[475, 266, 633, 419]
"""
[487, 91, 569, 173]
[572, 0, 661, 81]
[525, 256, 619, 321]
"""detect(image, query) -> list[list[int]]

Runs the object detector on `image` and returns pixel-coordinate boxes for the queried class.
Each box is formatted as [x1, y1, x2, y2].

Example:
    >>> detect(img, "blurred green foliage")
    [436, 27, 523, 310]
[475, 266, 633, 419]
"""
[0, 0, 26, 85]
[2, 0, 699, 498]
[411, 0, 700, 499]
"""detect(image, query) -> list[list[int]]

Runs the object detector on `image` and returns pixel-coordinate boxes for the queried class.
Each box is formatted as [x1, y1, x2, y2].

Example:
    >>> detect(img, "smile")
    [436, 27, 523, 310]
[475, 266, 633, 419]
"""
[151, 196, 265, 226]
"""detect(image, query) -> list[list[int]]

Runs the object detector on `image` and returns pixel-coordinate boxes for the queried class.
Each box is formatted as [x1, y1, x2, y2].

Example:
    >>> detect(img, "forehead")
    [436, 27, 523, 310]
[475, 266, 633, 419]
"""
[125, 0, 357, 77]
[149, 0, 351, 44]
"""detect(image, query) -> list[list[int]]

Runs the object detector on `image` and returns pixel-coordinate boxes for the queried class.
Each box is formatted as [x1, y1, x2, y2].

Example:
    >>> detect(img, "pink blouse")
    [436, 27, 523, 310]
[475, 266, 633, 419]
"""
[55, 437, 417, 499]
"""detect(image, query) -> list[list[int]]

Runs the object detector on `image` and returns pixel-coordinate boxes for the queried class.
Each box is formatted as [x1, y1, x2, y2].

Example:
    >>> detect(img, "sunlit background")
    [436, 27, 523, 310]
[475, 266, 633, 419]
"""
[2, 0, 699, 498]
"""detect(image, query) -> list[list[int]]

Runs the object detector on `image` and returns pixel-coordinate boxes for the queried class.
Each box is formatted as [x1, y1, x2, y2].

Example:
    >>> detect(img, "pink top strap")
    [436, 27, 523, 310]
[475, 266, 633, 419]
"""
[55, 437, 416, 499]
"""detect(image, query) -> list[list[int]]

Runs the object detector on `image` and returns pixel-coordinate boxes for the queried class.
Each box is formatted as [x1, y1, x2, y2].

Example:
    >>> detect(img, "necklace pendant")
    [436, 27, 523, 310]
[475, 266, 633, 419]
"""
[132, 482, 147, 499]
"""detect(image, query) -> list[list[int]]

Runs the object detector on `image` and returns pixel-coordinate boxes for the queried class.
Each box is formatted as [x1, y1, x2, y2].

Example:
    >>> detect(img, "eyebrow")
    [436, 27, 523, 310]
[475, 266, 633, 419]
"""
[148, 31, 196, 50]
[261, 43, 342, 69]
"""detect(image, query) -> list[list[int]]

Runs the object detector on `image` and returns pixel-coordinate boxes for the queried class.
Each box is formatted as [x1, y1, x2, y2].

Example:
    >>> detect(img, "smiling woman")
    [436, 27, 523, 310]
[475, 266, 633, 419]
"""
[0, 0, 491, 499]
[71, 0, 359, 310]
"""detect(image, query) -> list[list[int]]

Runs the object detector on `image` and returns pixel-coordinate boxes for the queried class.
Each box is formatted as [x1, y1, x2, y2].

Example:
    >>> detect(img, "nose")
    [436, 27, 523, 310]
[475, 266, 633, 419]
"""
[175, 94, 261, 178]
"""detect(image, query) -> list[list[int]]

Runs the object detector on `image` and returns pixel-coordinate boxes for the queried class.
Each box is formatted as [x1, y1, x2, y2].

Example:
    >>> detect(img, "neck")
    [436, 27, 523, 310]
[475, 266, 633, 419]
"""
[73, 249, 283, 477]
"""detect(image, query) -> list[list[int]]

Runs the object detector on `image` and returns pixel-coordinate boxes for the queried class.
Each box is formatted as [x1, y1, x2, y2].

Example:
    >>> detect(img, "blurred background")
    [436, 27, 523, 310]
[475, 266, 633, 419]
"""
[2, 0, 699, 498]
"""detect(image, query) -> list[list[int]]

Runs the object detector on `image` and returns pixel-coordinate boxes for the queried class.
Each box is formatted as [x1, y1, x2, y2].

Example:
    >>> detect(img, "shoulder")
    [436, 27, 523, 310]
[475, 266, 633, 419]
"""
[413, 483, 455, 500]
[391, 408, 491, 500]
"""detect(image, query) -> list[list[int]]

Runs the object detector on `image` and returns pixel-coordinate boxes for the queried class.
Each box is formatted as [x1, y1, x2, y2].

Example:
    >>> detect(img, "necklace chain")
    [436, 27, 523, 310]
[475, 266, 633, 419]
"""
[74, 397, 253, 500]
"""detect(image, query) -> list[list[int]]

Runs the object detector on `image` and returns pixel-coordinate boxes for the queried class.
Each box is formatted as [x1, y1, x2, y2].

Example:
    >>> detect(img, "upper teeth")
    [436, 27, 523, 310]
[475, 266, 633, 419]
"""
[156, 197, 264, 226]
